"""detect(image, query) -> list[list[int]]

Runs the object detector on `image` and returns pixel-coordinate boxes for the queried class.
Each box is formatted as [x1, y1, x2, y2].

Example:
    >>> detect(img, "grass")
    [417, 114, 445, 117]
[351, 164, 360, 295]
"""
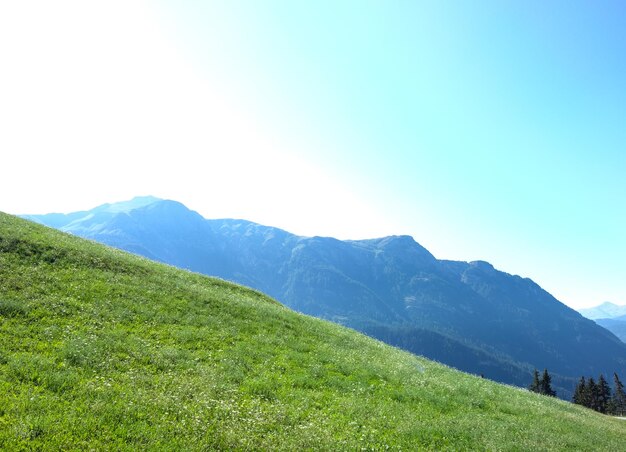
[0, 212, 625, 450]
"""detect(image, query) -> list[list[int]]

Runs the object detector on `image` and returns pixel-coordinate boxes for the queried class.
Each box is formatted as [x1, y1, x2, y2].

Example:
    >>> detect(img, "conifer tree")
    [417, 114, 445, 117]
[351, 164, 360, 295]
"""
[611, 373, 626, 416]
[597, 374, 611, 414]
[529, 369, 541, 393]
[587, 377, 598, 411]
[573, 376, 587, 406]
[528, 369, 556, 397]
[540, 368, 557, 397]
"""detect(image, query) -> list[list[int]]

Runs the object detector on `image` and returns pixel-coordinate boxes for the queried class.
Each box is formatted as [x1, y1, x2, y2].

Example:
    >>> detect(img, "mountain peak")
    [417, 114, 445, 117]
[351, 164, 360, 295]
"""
[469, 260, 495, 271]
[579, 301, 626, 320]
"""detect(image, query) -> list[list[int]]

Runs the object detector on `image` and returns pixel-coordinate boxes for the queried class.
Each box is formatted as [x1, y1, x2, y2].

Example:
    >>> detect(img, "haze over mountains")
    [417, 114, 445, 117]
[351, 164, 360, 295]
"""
[579, 302, 626, 343]
[593, 317, 626, 343]
[25, 196, 626, 398]
[579, 302, 626, 320]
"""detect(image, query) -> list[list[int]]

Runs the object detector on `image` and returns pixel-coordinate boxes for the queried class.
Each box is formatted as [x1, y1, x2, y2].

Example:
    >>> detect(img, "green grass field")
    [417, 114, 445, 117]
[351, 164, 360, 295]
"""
[1, 212, 625, 450]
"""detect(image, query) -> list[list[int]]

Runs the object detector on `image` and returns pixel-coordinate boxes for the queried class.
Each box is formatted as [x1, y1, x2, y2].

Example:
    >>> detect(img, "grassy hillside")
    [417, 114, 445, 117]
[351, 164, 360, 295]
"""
[28, 197, 626, 399]
[1, 213, 625, 450]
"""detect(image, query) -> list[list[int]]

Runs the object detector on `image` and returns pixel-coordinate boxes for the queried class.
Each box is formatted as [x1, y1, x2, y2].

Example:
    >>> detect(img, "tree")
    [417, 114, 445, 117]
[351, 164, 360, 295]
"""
[587, 377, 598, 411]
[528, 369, 556, 397]
[596, 374, 611, 413]
[540, 368, 557, 397]
[610, 373, 626, 416]
[572, 373, 626, 415]
[597, 374, 611, 413]
[529, 369, 541, 393]
[573, 376, 587, 406]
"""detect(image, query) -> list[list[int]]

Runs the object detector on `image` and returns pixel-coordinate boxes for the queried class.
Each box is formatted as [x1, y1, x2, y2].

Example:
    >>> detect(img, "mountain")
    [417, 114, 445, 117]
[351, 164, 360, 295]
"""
[4, 212, 626, 449]
[25, 197, 626, 398]
[579, 301, 626, 320]
[595, 315, 626, 343]
[579, 303, 626, 342]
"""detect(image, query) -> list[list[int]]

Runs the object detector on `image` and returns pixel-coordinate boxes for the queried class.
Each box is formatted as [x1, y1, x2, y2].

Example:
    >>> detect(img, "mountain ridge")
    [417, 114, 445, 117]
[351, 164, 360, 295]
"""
[24, 197, 626, 398]
[4, 211, 626, 448]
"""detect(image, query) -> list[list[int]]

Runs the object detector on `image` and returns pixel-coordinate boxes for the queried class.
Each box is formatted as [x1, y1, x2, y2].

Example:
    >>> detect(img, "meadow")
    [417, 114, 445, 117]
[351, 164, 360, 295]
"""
[1, 212, 625, 450]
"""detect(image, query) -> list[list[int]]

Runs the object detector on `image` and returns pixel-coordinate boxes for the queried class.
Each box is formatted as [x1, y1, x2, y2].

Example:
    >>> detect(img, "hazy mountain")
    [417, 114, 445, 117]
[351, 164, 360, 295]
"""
[595, 315, 626, 343]
[25, 197, 626, 398]
[578, 301, 626, 320]
[578, 302, 626, 343]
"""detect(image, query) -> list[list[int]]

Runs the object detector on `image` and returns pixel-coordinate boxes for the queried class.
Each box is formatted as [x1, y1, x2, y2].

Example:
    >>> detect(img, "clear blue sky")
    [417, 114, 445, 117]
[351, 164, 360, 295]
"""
[1, 1, 624, 309]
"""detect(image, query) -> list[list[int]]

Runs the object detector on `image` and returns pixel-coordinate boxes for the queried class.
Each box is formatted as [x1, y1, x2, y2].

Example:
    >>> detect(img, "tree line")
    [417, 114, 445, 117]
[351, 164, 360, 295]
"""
[572, 372, 626, 415]
[528, 369, 626, 416]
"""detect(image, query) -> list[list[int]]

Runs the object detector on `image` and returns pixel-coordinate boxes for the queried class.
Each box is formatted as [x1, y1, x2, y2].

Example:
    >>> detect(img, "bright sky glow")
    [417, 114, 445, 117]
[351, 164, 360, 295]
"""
[1, 1, 624, 309]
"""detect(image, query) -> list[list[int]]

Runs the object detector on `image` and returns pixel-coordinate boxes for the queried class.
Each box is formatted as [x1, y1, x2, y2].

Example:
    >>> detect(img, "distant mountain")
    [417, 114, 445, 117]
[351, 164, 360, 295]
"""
[577, 302, 626, 343]
[595, 315, 626, 343]
[25, 197, 626, 398]
[578, 301, 626, 320]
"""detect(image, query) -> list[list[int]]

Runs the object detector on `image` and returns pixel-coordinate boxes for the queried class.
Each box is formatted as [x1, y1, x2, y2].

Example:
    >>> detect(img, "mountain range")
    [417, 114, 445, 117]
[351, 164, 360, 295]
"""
[24, 196, 626, 398]
[4, 211, 626, 448]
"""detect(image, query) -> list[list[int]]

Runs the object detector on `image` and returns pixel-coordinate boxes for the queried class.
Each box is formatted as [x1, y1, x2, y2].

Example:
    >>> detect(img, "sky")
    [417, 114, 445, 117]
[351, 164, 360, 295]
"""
[1, 1, 625, 309]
